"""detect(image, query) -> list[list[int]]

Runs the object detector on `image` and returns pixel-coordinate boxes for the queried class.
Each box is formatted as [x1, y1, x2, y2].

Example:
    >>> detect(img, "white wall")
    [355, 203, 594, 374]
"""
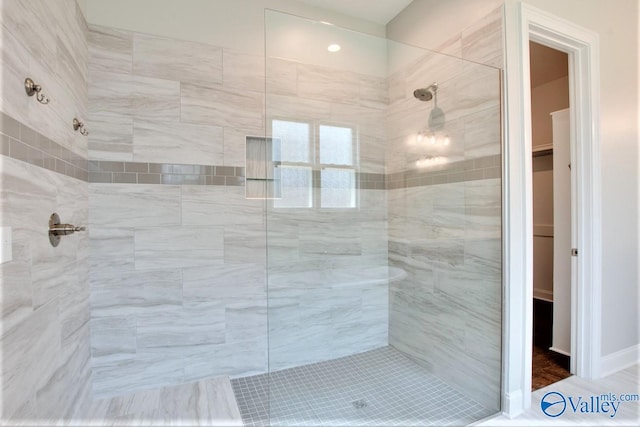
[85, 0, 384, 55]
[532, 161, 553, 301]
[531, 76, 569, 148]
[513, 0, 639, 359]
[531, 77, 569, 302]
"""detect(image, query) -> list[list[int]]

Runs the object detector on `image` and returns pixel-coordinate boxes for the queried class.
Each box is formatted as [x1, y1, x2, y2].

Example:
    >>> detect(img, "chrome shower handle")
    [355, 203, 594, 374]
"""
[49, 224, 86, 235]
[48, 213, 86, 247]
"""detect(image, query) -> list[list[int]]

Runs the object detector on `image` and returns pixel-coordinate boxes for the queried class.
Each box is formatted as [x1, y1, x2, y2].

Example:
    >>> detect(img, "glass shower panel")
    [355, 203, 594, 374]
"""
[258, 9, 502, 426]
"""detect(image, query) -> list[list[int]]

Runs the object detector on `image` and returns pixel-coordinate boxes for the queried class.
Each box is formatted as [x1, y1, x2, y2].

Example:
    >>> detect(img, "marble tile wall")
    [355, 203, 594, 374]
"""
[88, 25, 260, 165]
[77, 376, 242, 425]
[87, 7, 502, 401]
[266, 198, 390, 371]
[0, 0, 91, 423]
[266, 59, 388, 174]
[0, 0, 88, 159]
[87, 25, 267, 397]
[88, 24, 390, 396]
[88, 183, 269, 397]
[264, 52, 390, 371]
[0, 112, 89, 181]
[386, 7, 503, 411]
[3, 1, 504, 419]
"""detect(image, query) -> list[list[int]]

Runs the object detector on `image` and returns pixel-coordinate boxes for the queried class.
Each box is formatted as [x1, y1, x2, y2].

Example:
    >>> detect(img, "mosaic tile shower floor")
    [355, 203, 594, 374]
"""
[231, 346, 496, 426]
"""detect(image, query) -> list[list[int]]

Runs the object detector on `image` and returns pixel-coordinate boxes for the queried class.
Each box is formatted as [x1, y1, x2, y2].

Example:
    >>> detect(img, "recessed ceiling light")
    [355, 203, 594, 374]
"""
[327, 44, 341, 53]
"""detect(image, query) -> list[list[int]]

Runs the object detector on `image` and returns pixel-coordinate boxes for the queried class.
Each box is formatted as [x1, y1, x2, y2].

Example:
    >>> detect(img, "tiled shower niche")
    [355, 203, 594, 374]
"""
[246, 136, 281, 199]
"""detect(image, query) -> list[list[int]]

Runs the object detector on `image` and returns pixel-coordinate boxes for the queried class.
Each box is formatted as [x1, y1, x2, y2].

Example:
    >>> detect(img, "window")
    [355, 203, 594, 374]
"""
[321, 168, 356, 208]
[276, 165, 313, 208]
[272, 120, 357, 209]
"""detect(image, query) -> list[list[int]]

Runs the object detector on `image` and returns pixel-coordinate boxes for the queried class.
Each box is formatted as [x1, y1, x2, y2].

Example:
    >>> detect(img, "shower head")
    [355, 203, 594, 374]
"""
[414, 82, 445, 130]
[413, 83, 438, 102]
[413, 88, 433, 101]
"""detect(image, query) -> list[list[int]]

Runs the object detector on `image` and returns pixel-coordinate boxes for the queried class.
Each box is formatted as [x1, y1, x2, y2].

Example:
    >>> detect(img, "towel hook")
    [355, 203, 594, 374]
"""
[24, 77, 49, 104]
[73, 118, 89, 136]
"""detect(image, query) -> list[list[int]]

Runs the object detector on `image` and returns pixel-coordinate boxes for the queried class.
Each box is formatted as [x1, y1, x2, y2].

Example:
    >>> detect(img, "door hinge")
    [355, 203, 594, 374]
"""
[571, 248, 578, 256]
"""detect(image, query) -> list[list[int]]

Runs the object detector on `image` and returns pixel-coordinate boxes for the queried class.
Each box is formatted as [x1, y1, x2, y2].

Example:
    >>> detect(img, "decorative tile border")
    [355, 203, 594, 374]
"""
[88, 161, 246, 186]
[0, 111, 500, 189]
[89, 162, 387, 188]
[0, 112, 89, 181]
[386, 154, 501, 189]
[358, 172, 386, 190]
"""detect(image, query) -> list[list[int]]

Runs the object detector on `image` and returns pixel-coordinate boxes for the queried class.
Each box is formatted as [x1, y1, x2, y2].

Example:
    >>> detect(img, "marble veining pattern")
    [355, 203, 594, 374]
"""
[1, 4, 505, 426]
[133, 32, 223, 87]
[0, 0, 88, 158]
[88, 25, 266, 167]
[385, 6, 503, 412]
[1, 154, 91, 422]
[461, 6, 504, 69]
[134, 226, 225, 270]
[88, 113, 134, 161]
[85, 8, 504, 408]
[297, 64, 362, 106]
[1, 1, 92, 424]
[88, 25, 133, 74]
[89, 71, 181, 121]
[266, 208, 390, 371]
[87, 19, 398, 396]
[181, 82, 264, 130]
[133, 119, 224, 165]
[223, 49, 265, 93]
[78, 376, 243, 426]
[88, 181, 270, 396]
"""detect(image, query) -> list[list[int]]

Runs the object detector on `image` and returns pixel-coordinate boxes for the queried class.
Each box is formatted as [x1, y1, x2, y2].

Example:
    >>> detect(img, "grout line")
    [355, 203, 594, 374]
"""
[231, 346, 492, 426]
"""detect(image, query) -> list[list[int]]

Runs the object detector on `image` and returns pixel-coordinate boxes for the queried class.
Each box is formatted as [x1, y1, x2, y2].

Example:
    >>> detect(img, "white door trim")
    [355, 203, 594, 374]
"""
[502, 1, 602, 417]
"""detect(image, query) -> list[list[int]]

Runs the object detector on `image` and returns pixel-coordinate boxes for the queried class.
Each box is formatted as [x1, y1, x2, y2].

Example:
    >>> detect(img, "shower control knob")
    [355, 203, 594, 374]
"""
[48, 213, 86, 247]
[50, 224, 86, 235]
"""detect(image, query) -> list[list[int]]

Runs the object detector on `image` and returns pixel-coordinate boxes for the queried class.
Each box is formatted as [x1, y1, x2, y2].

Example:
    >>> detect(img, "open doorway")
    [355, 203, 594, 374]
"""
[529, 41, 571, 390]
[503, 2, 602, 415]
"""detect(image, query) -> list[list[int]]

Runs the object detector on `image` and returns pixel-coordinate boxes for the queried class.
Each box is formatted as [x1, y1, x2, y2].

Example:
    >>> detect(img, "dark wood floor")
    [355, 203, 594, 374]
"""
[532, 346, 571, 390]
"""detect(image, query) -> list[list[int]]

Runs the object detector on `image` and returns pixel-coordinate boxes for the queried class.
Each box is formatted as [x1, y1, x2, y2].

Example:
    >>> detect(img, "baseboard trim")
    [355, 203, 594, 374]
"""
[501, 389, 524, 418]
[546, 347, 571, 371]
[600, 344, 640, 377]
[549, 346, 571, 357]
[533, 290, 553, 302]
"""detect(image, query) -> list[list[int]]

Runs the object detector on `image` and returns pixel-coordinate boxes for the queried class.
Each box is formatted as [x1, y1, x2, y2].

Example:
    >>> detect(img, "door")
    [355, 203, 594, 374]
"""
[551, 108, 571, 364]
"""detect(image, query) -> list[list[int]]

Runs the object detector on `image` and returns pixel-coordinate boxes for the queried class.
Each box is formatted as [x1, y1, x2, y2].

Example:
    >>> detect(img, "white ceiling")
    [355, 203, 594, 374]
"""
[294, 0, 414, 24]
